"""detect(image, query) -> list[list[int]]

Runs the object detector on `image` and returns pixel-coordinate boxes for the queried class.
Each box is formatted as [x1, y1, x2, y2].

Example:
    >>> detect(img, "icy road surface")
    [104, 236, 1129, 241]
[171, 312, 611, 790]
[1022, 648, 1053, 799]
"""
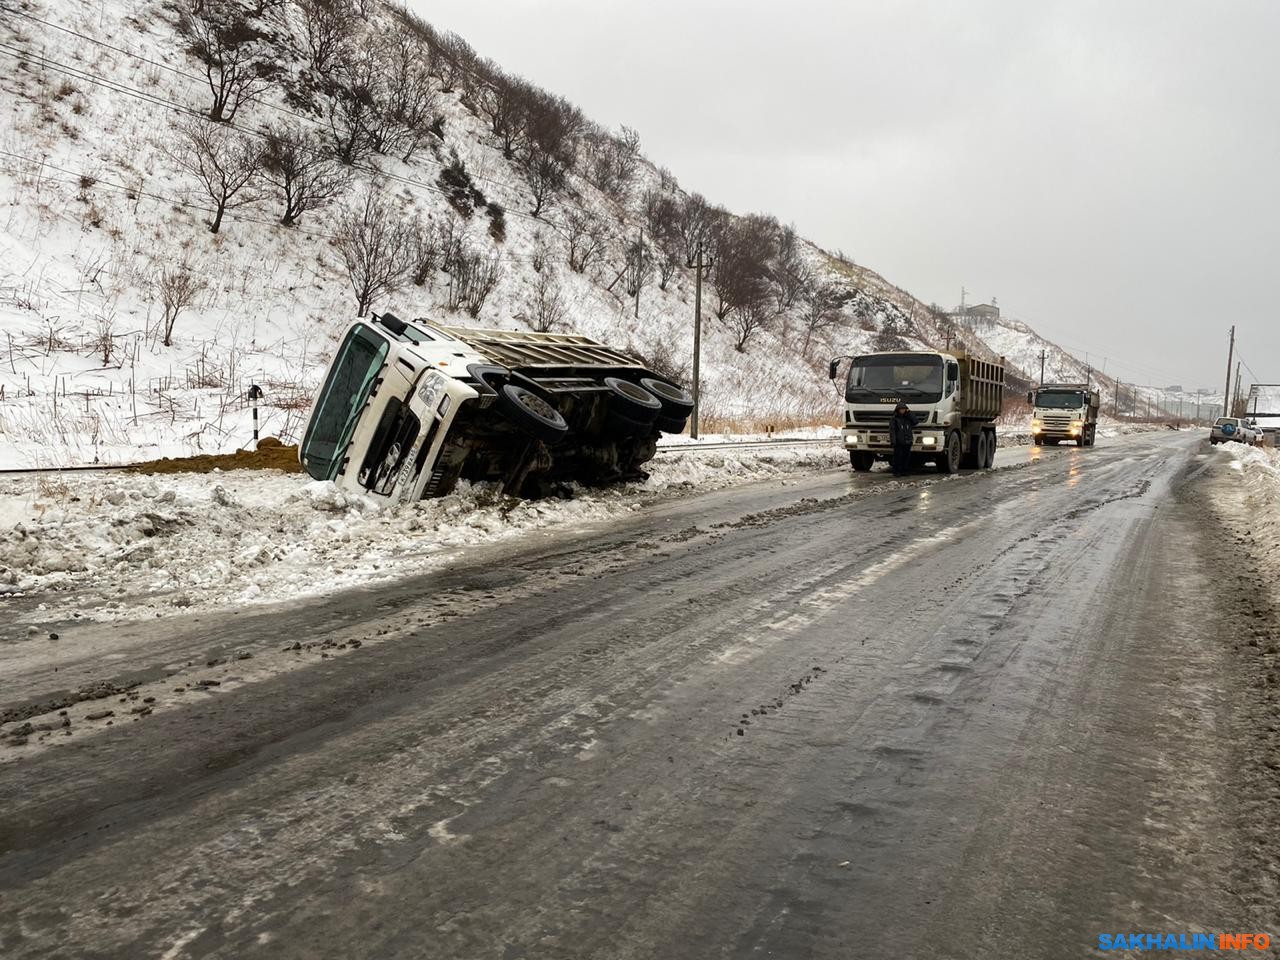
[1, 432, 1277, 959]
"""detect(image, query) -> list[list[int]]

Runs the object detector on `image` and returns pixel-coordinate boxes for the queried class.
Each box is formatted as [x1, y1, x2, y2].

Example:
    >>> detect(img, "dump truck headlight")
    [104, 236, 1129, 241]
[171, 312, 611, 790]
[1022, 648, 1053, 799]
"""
[844, 436, 857, 447]
[922, 436, 937, 446]
[1030, 419, 1042, 430]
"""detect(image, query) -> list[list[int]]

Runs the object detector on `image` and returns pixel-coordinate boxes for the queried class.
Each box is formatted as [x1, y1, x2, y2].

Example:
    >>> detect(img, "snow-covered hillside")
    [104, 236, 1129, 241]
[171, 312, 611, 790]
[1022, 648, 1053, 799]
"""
[0, 0, 1160, 467]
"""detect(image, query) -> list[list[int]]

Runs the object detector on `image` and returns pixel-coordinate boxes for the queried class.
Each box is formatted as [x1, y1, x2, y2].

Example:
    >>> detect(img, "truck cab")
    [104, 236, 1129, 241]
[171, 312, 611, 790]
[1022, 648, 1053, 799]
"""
[300, 313, 692, 502]
[1028, 384, 1100, 447]
[829, 350, 1005, 474]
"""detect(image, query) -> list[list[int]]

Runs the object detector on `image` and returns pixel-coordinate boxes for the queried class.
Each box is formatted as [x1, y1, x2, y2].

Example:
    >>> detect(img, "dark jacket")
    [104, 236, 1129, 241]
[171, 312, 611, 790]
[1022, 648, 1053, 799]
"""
[889, 411, 917, 447]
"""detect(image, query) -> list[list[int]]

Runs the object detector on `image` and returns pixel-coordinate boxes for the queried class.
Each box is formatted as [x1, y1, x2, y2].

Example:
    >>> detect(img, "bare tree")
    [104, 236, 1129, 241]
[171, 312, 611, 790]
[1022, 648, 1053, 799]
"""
[336, 187, 413, 316]
[675, 193, 716, 267]
[770, 224, 813, 310]
[623, 235, 653, 314]
[527, 268, 566, 332]
[656, 249, 681, 291]
[296, 0, 356, 75]
[479, 72, 531, 159]
[519, 149, 566, 218]
[171, 117, 260, 234]
[261, 122, 349, 225]
[709, 214, 777, 322]
[586, 124, 641, 200]
[724, 298, 778, 353]
[432, 31, 476, 93]
[327, 40, 383, 166]
[368, 30, 441, 162]
[155, 259, 207, 347]
[560, 208, 607, 273]
[180, 0, 277, 122]
[802, 283, 845, 350]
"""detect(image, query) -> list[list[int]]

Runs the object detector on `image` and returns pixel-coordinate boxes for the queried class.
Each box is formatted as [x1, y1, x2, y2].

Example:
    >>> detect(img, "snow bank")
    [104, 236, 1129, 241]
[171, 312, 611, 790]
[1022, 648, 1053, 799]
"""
[1220, 444, 1280, 567]
[0, 445, 845, 621]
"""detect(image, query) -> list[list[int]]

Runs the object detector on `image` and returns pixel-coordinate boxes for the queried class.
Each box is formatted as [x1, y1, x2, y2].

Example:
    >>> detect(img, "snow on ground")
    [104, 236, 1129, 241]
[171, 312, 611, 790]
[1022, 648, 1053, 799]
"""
[0, 444, 849, 623]
[1219, 442, 1280, 564]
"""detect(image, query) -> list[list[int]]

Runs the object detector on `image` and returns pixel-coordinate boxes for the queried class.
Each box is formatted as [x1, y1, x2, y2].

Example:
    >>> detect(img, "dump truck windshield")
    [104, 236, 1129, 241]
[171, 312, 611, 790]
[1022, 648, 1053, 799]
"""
[847, 354, 943, 400]
[301, 324, 389, 481]
[1035, 390, 1086, 409]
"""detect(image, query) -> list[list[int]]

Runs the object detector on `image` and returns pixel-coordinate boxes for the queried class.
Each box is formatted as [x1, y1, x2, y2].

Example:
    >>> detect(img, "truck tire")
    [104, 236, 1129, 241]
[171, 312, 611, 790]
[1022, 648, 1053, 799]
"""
[984, 429, 997, 468]
[639, 378, 694, 418]
[497, 384, 568, 444]
[1077, 433, 1087, 447]
[604, 378, 661, 425]
[936, 431, 961, 474]
[1032, 434, 1043, 447]
[655, 413, 688, 435]
[961, 433, 981, 470]
[850, 451, 874, 472]
[605, 407, 657, 438]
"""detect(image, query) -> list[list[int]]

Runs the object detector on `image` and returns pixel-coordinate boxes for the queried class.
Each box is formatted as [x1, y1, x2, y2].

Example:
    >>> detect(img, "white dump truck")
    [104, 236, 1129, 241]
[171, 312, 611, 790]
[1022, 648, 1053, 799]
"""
[1028, 383, 1100, 447]
[828, 350, 1006, 473]
[299, 313, 693, 502]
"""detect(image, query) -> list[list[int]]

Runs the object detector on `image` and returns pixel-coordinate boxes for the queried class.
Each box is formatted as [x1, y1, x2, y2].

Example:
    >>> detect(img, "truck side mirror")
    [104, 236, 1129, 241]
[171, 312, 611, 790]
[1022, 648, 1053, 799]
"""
[1026, 391, 1033, 404]
[828, 359, 840, 381]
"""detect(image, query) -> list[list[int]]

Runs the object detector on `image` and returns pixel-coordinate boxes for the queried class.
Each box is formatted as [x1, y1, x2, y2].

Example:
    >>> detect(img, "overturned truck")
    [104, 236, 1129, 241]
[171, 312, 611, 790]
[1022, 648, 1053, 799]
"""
[299, 313, 693, 502]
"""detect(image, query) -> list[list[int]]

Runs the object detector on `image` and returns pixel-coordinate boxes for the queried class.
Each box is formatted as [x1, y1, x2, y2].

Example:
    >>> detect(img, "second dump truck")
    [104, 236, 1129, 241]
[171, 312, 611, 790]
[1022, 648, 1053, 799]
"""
[1028, 383, 1100, 447]
[829, 350, 1006, 473]
[299, 313, 693, 503]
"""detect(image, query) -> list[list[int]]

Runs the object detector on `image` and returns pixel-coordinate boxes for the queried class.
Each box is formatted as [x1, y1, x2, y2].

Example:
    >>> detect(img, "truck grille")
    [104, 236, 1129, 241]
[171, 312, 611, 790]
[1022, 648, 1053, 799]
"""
[1041, 415, 1075, 430]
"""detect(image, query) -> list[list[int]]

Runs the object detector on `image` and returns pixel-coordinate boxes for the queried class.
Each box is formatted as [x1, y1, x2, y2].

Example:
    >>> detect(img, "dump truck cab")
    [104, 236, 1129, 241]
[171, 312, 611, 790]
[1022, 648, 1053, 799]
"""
[1029, 383, 1100, 447]
[829, 350, 1005, 474]
[300, 313, 693, 502]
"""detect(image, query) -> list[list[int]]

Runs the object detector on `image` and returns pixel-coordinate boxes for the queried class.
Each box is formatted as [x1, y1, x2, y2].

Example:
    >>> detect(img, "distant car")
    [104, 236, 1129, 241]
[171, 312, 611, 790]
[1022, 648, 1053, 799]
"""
[1210, 417, 1251, 444]
[1247, 420, 1266, 446]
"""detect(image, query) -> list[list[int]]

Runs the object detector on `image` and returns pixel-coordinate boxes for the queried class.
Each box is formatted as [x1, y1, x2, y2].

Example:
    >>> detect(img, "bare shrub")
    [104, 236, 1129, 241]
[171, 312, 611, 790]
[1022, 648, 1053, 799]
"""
[328, 41, 380, 166]
[561, 208, 606, 273]
[675, 192, 717, 266]
[447, 245, 502, 318]
[769, 224, 813, 309]
[437, 149, 486, 218]
[156, 259, 207, 347]
[527, 268, 566, 332]
[169, 117, 261, 233]
[261, 122, 349, 225]
[802, 283, 845, 350]
[336, 187, 413, 316]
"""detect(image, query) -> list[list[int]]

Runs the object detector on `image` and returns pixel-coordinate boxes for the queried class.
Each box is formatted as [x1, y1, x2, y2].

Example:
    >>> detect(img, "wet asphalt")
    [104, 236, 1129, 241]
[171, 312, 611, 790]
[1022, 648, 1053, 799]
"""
[1, 432, 1277, 959]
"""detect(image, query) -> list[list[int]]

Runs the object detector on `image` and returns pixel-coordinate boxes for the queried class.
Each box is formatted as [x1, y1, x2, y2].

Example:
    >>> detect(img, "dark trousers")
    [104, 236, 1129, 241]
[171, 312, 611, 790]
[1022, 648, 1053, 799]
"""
[891, 444, 912, 476]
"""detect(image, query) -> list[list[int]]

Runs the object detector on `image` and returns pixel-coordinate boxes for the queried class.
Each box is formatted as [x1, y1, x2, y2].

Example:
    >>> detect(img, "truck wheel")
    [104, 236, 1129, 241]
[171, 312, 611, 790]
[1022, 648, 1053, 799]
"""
[850, 452, 874, 472]
[655, 413, 688, 435]
[604, 378, 661, 425]
[605, 407, 657, 438]
[497, 384, 568, 444]
[961, 433, 981, 469]
[984, 429, 997, 468]
[936, 432, 961, 474]
[1077, 434, 1087, 447]
[639, 378, 694, 418]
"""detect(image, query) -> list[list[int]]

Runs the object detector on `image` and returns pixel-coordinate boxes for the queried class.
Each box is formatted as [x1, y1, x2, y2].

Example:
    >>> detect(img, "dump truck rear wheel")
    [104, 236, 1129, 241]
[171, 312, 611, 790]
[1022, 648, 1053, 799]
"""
[497, 384, 568, 444]
[605, 407, 656, 438]
[604, 378, 661, 424]
[984, 429, 997, 467]
[655, 414, 688, 435]
[639, 378, 694, 418]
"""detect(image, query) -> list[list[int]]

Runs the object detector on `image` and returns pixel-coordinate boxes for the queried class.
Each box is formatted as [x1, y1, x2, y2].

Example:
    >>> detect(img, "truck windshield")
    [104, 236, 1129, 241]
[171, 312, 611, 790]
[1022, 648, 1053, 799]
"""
[1035, 390, 1086, 409]
[847, 354, 943, 401]
[300, 324, 389, 481]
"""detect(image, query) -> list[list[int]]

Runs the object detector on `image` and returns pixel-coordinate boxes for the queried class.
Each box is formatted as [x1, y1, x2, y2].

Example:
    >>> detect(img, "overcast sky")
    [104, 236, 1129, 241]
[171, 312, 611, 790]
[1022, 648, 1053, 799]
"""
[409, 0, 1279, 390]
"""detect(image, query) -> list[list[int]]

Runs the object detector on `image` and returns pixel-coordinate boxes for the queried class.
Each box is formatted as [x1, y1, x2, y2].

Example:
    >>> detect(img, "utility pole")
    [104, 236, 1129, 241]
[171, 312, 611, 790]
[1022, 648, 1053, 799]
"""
[690, 241, 714, 439]
[1114, 382, 1121, 418]
[634, 229, 643, 320]
[1222, 325, 1235, 417]
[1038, 348, 1046, 387]
[1233, 361, 1242, 417]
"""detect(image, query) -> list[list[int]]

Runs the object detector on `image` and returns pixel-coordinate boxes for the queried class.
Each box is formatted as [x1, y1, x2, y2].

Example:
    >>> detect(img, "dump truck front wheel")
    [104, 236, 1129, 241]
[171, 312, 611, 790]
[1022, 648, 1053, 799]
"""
[936, 431, 962, 473]
[850, 452, 874, 472]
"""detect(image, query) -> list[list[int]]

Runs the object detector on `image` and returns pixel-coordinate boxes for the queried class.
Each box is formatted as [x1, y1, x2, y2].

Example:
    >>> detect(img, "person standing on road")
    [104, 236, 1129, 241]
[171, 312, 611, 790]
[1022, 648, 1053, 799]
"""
[889, 403, 918, 477]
